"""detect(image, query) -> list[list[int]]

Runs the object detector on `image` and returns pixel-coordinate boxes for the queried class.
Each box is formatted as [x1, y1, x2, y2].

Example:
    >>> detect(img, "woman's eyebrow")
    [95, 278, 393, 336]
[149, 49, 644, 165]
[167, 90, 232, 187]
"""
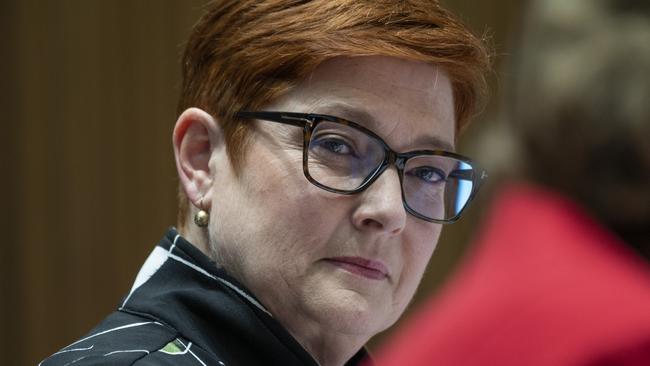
[313, 102, 376, 127]
[412, 135, 455, 152]
[313, 102, 455, 152]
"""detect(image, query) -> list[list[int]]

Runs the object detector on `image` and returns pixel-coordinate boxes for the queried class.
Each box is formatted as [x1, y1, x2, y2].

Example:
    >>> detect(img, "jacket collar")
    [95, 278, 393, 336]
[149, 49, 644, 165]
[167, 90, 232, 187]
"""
[119, 228, 371, 365]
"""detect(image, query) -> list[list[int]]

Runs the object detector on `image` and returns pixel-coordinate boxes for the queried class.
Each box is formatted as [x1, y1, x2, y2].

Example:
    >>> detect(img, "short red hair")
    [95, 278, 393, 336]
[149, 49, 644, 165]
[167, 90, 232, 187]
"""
[177, 0, 491, 227]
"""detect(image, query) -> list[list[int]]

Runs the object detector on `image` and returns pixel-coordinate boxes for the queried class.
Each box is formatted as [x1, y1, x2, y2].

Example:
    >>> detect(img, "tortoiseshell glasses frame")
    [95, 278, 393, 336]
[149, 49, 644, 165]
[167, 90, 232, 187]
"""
[236, 111, 487, 223]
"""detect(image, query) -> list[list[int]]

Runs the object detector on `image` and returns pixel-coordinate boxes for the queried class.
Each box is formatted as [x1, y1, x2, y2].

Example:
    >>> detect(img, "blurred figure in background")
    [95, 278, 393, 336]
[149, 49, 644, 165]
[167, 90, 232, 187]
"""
[376, 0, 650, 365]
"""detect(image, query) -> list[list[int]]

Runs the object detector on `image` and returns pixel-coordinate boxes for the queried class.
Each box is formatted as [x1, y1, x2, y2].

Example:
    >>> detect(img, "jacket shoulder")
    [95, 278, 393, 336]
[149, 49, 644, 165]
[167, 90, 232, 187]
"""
[39, 311, 178, 365]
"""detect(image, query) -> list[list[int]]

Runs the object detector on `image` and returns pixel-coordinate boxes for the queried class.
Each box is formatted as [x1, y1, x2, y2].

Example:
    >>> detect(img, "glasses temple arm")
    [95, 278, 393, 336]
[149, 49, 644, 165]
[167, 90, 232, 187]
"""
[236, 111, 308, 127]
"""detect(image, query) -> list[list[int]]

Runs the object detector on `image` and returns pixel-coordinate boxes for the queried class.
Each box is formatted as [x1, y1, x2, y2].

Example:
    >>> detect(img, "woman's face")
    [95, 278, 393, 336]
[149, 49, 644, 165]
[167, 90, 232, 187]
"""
[207, 56, 455, 343]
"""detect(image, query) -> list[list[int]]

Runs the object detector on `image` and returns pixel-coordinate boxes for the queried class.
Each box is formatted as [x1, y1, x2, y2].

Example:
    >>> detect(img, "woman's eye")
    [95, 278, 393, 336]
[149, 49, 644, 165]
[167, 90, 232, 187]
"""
[409, 166, 446, 183]
[316, 138, 353, 155]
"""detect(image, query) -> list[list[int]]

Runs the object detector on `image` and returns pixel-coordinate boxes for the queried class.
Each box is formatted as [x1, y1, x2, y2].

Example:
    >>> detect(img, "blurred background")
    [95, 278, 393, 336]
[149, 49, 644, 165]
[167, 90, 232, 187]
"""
[0, 1, 521, 364]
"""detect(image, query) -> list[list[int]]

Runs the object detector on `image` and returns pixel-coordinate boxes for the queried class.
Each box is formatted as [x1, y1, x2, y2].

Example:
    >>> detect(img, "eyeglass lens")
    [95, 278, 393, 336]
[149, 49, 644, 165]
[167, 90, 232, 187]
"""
[306, 121, 474, 221]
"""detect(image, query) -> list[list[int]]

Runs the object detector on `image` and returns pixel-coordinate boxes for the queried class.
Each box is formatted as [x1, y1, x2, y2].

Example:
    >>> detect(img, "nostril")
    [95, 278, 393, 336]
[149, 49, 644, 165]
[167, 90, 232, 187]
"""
[362, 218, 383, 229]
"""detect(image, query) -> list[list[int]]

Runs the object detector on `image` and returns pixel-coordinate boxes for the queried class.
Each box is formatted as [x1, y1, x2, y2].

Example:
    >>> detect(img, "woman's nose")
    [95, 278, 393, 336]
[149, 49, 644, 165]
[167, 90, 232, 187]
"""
[351, 167, 407, 235]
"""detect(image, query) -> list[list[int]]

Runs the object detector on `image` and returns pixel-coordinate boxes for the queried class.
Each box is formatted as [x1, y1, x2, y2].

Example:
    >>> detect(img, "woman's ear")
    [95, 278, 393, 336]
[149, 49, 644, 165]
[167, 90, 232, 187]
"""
[173, 107, 224, 208]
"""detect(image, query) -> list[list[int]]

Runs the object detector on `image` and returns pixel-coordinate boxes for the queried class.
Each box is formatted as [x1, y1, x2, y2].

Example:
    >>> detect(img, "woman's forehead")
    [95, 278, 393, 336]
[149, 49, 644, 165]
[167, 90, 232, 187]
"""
[308, 56, 446, 91]
[312, 100, 456, 152]
[274, 56, 456, 151]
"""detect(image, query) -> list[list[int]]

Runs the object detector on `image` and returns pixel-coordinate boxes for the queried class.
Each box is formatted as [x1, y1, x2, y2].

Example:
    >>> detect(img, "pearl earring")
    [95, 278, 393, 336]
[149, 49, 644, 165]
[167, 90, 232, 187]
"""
[193, 198, 209, 227]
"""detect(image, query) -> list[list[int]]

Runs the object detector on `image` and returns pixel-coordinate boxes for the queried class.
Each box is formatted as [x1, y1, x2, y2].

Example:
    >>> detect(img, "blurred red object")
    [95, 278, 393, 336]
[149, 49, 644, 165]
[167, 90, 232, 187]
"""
[375, 184, 650, 366]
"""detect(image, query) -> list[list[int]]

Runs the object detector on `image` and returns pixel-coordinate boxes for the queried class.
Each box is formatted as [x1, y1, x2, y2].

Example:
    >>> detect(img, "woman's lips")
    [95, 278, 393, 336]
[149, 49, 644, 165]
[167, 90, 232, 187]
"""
[326, 256, 389, 280]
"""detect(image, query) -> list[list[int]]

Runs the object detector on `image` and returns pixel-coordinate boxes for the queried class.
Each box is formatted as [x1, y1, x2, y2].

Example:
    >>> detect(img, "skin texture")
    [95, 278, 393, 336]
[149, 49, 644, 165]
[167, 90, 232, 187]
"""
[173, 56, 456, 366]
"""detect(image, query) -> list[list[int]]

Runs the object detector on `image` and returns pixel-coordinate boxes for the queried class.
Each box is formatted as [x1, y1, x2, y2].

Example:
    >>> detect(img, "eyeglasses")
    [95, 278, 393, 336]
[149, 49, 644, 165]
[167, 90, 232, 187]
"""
[236, 111, 487, 223]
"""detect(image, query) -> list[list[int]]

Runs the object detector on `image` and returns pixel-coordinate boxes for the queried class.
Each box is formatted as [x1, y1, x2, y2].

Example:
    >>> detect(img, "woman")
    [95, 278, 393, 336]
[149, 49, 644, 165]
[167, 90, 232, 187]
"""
[40, 1, 490, 365]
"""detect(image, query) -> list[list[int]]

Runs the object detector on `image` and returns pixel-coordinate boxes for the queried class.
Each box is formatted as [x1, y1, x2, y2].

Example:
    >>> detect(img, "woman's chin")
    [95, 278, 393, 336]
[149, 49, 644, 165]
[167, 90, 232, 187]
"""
[303, 285, 394, 337]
